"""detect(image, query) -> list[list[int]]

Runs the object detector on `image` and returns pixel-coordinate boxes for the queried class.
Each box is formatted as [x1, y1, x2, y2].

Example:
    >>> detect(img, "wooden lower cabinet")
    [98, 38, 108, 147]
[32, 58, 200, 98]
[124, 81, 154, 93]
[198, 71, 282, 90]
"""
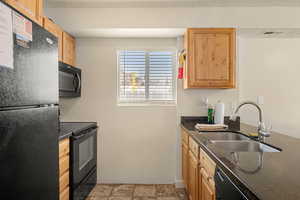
[201, 178, 215, 200]
[200, 168, 215, 200]
[188, 150, 198, 200]
[59, 138, 70, 200]
[181, 129, 216, 200]
[182, 143, 189, 188]
[60, 187, 70, 200]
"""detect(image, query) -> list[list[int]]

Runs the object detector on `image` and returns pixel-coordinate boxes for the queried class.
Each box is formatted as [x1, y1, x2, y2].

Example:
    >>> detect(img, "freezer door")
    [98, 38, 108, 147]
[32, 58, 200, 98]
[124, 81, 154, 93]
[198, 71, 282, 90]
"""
[0, 7, 59, 107]
[0, 106, 59, 200]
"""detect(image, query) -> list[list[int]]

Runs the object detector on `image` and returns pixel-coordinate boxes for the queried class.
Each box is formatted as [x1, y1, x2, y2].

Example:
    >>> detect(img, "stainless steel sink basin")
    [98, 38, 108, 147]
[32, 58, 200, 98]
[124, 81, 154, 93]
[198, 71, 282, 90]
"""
[210, 140, 281, 152]
[199, 132, 250, 141]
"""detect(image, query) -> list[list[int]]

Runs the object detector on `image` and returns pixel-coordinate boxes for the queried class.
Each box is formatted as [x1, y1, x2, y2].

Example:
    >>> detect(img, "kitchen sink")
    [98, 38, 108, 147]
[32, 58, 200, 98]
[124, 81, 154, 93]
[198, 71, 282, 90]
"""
[199, 132, 250, 141]
[210, 140, 281, 152]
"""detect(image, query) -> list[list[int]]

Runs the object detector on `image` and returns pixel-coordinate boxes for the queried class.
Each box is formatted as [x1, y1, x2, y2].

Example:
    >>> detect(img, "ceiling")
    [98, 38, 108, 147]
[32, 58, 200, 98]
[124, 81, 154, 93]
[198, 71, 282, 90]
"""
[45, 0, 300, 38]
[63, 28, 300, 38]
[46, 0, 300, 8]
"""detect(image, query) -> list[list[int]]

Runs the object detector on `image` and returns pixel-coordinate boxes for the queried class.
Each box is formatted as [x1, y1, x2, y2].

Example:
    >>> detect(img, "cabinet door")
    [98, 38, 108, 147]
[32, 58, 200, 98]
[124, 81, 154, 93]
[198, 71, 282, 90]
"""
[201, 179, 215, 200]
[63, 32, 76, 66]
[59, 138, 70, 200]
[4, 0, 43, 25]
[200, 168, 215, 200]
[182, 143, 189, 188]
[185, 28, 235, 89]
[188, 151, 199, 200]
[198, 166, 202, 200]
[43, 17, 63, 62]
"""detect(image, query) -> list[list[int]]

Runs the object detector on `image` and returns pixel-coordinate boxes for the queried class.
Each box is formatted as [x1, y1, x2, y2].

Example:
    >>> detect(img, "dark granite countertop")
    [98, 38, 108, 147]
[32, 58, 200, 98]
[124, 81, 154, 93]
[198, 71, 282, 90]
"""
[181, 116, 300, 200]
[59, 122, 97, 140]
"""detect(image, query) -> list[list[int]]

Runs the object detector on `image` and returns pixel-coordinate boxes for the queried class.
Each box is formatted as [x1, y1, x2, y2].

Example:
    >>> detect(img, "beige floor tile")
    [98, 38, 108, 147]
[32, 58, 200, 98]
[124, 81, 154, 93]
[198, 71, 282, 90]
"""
[156, 185, 176, 197]
[157, 197, 180, 200]
[91, 184, 114, 197]
[108, 196, 132, 200]
[134, 185, 156, 197]
[111, 184, 135, 197]
[88, 197, 109, 200]
[133, 197, 157, 200]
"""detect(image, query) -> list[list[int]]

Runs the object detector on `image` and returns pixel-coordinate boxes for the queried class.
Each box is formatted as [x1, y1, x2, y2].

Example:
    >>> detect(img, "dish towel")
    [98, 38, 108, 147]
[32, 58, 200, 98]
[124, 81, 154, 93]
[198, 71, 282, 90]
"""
[195, 123, 228, 131]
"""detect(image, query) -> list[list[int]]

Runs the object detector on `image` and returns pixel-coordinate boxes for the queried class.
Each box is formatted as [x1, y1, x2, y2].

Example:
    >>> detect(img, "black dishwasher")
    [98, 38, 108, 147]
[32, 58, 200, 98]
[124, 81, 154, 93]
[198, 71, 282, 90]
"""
[214, 167, 248, 200]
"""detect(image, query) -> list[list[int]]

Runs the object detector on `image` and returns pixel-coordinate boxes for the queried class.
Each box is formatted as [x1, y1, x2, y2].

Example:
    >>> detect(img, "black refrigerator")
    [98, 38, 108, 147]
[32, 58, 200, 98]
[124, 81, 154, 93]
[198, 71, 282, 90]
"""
[0, 1, 59, 199]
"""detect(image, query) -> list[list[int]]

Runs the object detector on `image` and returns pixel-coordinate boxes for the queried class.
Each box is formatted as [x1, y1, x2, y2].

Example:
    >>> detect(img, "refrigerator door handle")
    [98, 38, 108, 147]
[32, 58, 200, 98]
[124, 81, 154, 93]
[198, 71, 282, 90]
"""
[76, 73, 81, 92]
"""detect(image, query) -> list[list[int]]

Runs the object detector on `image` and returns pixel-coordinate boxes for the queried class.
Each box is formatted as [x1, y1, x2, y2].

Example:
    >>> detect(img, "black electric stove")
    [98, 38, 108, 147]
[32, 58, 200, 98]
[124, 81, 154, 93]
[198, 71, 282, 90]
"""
[60, 122, 98, 200]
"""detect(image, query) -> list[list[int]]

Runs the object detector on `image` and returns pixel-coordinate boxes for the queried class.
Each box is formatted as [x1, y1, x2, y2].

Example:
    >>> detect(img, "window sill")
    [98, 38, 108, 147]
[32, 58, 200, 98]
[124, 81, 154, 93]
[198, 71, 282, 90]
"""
[117, 102, 177, 107]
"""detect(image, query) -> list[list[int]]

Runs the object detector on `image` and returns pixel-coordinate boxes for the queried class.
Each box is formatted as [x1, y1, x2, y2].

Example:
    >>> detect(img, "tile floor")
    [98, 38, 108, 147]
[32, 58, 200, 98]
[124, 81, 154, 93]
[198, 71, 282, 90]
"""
[86, 184, 187, 200]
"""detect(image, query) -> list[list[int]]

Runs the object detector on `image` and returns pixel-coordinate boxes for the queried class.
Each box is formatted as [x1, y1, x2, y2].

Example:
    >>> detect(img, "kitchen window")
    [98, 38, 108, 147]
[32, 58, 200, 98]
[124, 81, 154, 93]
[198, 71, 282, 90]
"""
[117, 50, 176, 105]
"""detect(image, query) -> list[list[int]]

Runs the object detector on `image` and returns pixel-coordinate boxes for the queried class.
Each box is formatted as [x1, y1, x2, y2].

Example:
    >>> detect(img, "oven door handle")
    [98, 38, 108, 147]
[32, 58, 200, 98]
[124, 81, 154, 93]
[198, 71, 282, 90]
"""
[72, 128, 97, 141]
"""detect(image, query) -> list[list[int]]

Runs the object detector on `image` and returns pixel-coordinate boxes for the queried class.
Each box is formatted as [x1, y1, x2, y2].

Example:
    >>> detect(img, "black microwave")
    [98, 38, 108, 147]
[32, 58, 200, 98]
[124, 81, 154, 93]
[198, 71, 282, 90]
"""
[59, 62, 81, 98]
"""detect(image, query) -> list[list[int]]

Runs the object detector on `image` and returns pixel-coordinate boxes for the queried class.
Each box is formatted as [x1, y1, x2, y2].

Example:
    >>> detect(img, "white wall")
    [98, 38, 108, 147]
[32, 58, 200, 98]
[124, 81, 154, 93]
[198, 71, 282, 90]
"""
[239, 38, 300, 138]
[60, 38, 179, 184]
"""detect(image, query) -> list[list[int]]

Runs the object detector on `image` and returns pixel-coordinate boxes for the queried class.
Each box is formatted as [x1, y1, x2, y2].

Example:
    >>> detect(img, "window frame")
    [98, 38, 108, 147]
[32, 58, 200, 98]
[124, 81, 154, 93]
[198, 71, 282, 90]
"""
[116, 48, 177, 106]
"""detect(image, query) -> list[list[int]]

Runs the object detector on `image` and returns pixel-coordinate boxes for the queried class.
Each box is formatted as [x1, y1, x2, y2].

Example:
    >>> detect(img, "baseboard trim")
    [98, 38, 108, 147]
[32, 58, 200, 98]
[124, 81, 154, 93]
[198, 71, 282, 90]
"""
[98, 179, 175, 185]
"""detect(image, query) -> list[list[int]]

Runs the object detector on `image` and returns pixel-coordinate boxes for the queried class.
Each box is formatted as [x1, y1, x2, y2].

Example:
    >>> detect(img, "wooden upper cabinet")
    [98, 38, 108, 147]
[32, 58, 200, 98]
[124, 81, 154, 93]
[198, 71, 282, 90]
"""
[63, 32, 76, 66]
[184, 28, 236, 89]
[4, 0, 43, 25]
[43, 17, 63, 62]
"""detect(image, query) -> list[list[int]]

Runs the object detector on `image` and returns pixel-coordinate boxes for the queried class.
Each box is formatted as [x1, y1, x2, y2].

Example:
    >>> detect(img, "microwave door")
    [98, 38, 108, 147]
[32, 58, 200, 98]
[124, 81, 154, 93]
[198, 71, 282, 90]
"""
[59, 71, 76, 92]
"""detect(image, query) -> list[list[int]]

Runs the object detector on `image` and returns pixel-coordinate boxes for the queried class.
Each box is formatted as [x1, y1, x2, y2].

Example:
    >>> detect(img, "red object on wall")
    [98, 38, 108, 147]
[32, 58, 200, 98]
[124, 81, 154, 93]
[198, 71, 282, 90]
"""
[178, 67, 183, 79]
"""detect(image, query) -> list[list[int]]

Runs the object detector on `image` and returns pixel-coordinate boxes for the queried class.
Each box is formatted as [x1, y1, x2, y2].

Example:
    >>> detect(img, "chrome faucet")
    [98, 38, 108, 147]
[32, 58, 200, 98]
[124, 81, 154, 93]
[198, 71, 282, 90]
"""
[230, 101, 270, 142]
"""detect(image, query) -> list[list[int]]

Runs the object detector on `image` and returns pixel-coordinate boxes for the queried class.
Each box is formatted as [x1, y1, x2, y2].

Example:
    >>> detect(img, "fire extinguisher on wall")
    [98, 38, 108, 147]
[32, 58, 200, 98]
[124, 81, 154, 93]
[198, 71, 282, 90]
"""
[178, 49, 186, 79]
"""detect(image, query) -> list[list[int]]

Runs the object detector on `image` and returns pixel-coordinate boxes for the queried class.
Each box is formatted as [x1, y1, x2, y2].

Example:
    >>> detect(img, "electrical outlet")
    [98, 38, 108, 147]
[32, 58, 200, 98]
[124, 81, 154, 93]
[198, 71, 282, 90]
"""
[201, 97, 208, 107]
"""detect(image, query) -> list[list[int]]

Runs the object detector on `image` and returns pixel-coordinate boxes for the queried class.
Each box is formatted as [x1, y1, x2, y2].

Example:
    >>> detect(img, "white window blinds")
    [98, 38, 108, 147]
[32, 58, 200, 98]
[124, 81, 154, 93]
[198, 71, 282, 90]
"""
[118, 50, 176, 104]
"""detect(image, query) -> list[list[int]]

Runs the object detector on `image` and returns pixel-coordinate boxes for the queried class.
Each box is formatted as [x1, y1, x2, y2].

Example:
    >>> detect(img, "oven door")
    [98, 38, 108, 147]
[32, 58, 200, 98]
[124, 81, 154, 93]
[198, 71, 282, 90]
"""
[73, 167, 97, 200]
[59, 62, 81, 98]
[71, 128, 97, 188]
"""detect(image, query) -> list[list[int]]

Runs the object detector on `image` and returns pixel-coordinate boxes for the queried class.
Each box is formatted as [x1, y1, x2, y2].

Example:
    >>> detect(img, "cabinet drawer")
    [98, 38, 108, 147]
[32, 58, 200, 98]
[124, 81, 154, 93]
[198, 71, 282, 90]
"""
[59, 155, 69, 176]
[181, 129, 189, 145]
[200, 149, 216, 178]
[189, 137, 199, 158]
[59, 138, 70, 158]
[60, 186, 69, 200]
[60, 171, 69, 193]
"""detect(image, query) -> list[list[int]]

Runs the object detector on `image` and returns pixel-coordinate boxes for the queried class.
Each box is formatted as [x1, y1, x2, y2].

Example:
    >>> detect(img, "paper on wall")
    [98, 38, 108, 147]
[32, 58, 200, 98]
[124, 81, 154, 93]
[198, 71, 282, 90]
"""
[13, 11, 32, 42]
[0, 3, 13, 69]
